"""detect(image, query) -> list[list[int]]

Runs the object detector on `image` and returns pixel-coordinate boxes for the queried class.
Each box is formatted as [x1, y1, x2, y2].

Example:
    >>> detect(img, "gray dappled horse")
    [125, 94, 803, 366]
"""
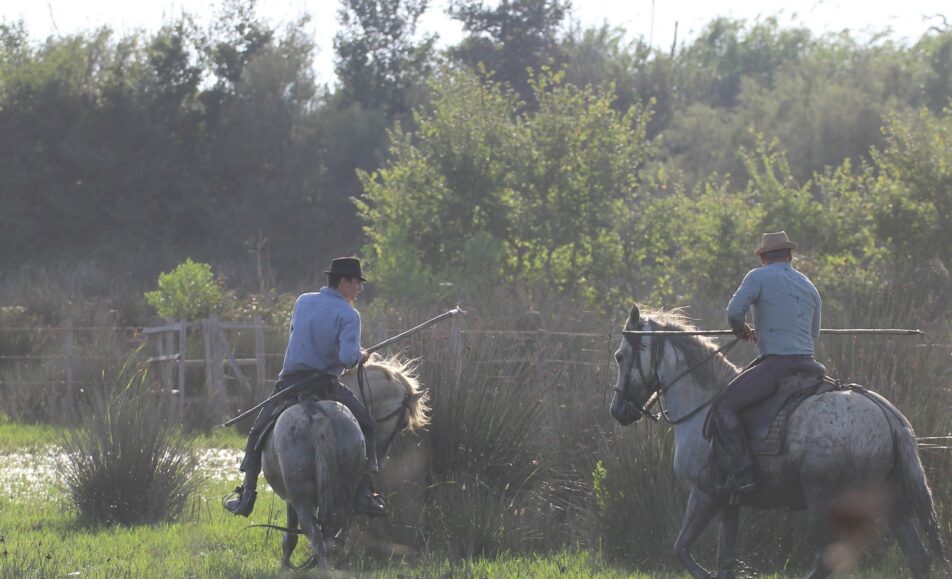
[260, 354, 429, 569]
[610, 305, 946, 579]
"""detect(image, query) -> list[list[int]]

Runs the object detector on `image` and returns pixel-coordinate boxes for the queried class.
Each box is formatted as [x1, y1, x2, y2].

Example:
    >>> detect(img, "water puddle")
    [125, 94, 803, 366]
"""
[0, 447, 244, 499]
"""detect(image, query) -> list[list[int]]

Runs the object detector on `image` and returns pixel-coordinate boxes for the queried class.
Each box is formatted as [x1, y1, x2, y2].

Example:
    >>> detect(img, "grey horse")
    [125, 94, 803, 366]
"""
[610, 304, 946, 579]
[260, 354, 430, 569]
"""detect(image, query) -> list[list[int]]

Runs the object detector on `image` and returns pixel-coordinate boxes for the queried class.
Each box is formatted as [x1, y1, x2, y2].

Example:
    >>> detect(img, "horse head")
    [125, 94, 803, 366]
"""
[611, 304, 665, 426]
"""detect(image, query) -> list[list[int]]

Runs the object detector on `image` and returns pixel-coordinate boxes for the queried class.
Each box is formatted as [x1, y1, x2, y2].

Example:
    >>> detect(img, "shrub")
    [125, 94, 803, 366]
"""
[144, 259, 224, 321]
[57, 366, 205, 526]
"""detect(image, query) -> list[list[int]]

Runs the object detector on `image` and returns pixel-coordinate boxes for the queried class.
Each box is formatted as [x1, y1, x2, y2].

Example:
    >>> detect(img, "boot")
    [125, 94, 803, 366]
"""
[355, 473, 386, 517]
[225, 470, 258, 517]
[713, 422, 760, 495]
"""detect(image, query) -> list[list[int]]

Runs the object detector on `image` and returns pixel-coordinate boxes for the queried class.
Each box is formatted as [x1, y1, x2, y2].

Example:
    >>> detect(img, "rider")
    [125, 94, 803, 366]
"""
[225, 257, 386, 517]
[710, 231, 822, 494]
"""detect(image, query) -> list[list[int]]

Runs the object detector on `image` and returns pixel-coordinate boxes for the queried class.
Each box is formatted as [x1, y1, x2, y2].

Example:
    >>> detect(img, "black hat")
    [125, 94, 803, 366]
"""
[324, 257, 367, 281]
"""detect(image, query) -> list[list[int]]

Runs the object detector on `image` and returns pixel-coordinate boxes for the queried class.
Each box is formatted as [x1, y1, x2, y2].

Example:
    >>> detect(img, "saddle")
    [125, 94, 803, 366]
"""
[251, 374, 338, 455]
[739, 359, 838, 455]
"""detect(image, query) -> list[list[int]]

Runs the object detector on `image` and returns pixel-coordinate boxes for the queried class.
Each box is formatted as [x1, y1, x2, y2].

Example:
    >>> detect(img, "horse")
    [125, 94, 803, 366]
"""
[260, 354, 430, 569]
[609, 304, 946, 579]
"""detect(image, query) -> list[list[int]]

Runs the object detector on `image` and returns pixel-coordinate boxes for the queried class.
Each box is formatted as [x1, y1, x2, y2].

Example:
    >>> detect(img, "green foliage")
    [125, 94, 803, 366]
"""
[334, 0, 435, 116]
[867, 108, 952, 266]
[359, 67, 653, 307]
[144, 258, 223, 320]
[449, 0, 570, 105]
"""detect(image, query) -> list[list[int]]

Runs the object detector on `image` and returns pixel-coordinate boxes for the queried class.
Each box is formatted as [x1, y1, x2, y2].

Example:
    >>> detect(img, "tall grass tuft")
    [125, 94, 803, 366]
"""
[57, 365, 205, 526]
[402, 320, 554, 557]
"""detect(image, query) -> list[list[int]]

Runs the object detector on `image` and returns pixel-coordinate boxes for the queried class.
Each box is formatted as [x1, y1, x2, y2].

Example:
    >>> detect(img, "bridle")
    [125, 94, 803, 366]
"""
[615, 319, 738, 424]
[357, 363, 413, 456]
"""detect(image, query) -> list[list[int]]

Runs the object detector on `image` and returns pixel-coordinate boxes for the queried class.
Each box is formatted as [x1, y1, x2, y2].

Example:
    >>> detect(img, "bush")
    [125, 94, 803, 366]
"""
[144, 259, 224, 321]
[57, 366, 205, 526]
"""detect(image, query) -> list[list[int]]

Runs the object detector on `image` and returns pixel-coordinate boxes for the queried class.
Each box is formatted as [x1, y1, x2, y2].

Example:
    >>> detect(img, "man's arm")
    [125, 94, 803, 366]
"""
[726, 270, 761, 341]
[812, 289, 822, 339]
[338, 310, 363, 368]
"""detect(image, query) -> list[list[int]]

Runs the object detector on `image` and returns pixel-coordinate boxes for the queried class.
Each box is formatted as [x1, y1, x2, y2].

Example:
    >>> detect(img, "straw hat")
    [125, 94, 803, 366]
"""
[754, 231, 798, 256]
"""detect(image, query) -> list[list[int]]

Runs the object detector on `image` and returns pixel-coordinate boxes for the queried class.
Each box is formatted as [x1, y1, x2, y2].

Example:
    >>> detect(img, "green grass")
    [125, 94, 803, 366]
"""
[0, 418, 246, 453]
[0, 481, 921, 578]
[0, 421, 930, 578]
[0, 418, 59, 451]
[194, 425, 247, 451]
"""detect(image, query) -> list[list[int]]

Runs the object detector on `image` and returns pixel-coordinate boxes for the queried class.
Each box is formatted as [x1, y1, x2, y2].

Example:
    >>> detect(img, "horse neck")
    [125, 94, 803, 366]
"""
[657, 342, 732, 478]
[656, 344, 718, 420]
[360, 366, 406, 419]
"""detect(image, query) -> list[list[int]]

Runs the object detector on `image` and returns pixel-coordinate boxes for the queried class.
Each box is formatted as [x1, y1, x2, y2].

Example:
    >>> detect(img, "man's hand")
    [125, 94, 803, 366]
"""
[734, 323, 757, 343]
[360, 348, 370, 363]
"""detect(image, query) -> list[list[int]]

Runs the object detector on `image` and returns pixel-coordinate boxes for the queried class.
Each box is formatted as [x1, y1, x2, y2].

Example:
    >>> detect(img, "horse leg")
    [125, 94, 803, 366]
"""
[715, 504, 740, 579]
[889, 511, 931, 579]
[674, 488, 722, 579]
[805, 498, 833, 579]
[297, 506, 327, 569]
[281, 503, 299, 569]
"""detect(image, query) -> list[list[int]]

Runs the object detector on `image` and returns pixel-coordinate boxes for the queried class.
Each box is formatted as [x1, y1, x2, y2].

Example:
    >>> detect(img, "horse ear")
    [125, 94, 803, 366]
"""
[628, 304, 640, 325]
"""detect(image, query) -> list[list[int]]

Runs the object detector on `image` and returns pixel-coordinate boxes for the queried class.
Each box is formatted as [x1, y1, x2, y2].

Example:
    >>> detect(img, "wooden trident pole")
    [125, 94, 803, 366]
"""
[622, 328, 924, 336]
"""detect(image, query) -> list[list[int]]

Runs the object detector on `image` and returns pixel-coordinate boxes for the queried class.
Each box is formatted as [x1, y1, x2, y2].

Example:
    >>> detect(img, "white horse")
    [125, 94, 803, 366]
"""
[260, 354, 430, 569]
[609, 304, 946, 579]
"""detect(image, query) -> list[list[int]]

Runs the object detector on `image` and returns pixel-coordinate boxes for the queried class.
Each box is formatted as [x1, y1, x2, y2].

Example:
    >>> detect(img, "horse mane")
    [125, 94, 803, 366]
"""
[632, 307, 740, 390]
[365, 353, 431, 432]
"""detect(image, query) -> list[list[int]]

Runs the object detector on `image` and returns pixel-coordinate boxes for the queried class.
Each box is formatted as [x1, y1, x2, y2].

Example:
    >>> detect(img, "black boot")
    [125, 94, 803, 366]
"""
[713, 423, 760, 495]
[355, 472, 386, 517]
[225, 473, 258, 517]
[225, 453, 260, 517]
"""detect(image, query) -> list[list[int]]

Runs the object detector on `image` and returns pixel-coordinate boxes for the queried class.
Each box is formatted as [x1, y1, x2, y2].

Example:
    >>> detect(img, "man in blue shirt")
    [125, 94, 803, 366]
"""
[225, 257, 385, 517]
[709, 231, 822, 494]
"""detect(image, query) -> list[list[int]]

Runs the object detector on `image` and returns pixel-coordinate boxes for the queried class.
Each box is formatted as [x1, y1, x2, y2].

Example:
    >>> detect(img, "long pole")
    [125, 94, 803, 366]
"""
[622, 328, 924, 336]
[367, 305, 465, 354]
[221, 306, 466, 427]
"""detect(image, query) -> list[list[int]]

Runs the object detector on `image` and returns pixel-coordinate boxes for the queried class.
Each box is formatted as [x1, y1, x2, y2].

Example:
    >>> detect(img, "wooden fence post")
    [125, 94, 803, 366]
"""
[203, 315, 226, 422]
[65, 317, 74, 417]
[450, 315, 463, 390]
[254, 315, 266, 398]
[535, 328, 546, 387]
[178, 320, 187, 419]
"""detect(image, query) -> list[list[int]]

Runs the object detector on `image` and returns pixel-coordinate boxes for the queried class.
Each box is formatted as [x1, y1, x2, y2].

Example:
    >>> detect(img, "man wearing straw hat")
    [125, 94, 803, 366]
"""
[707, 231, 823, 495]
[225, 257, 386, 517]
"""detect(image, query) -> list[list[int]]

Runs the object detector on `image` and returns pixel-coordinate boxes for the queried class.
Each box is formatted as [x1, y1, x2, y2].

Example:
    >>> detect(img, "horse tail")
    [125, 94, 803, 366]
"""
[860, 388, 948, 568]
[314, 409, 362, 527]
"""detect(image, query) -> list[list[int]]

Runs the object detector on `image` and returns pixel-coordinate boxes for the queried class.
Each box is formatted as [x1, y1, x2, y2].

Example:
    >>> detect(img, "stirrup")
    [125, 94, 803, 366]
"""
[224, 486, 257, 517]
[355, 490, 386, 517]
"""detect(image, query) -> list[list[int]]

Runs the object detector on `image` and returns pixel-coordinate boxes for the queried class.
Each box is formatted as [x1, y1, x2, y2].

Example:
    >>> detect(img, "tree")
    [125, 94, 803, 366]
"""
[358, 67, 653, 306]
[448, 0, 569, 105]
[334, 0, 436, 117]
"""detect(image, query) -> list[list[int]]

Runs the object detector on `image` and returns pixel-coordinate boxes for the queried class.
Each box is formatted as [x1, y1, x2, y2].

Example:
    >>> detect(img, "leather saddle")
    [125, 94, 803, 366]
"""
[738, 359, 837, 455]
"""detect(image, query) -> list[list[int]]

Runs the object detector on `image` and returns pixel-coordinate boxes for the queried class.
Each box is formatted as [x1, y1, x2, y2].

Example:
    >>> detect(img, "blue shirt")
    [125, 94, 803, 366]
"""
[279, 287, 362, 377]
[726, 262, 821, 356]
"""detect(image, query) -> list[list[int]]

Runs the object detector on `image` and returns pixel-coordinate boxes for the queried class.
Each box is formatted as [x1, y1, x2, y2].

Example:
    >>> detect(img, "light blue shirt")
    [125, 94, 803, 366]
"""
[279, 287, 362, 377]
[726, 262, 821, 356]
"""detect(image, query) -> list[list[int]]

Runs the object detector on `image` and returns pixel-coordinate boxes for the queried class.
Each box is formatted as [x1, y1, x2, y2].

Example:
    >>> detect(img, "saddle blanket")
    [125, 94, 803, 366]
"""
[740, 373, 839, 455]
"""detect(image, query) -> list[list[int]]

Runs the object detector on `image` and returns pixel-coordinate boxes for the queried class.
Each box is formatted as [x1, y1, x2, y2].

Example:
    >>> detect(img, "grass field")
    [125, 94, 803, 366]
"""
[0, 423, 922, 578]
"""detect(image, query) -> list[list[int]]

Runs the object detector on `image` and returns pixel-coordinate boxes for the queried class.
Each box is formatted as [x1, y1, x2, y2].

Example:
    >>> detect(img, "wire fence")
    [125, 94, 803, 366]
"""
[0, 316, 623, 423]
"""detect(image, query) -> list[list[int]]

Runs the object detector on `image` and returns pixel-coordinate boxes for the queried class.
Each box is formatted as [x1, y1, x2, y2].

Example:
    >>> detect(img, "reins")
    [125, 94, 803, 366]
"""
[623, 322, 739, 424]
[357, 362, 413, 455]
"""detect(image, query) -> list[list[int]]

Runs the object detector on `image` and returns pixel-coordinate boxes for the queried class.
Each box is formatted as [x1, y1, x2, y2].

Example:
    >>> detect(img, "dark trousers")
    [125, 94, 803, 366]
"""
[711, 354, 814, 474]
[240, 372, 377, 475]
